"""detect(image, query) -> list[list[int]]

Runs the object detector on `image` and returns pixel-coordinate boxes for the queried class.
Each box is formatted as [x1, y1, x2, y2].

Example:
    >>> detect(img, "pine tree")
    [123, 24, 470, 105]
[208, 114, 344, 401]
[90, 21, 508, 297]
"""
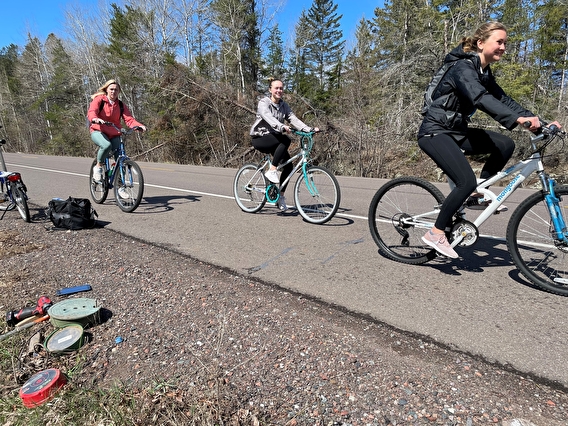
[40, 35, 86, 155]
[302, 0, 345, 107]
[261, 24, 285, 82]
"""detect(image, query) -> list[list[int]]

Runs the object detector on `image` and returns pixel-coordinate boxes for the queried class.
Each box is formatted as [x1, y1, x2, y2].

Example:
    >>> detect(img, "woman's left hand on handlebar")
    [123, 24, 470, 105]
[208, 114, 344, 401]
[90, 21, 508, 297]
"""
[547, 121, 562, 130]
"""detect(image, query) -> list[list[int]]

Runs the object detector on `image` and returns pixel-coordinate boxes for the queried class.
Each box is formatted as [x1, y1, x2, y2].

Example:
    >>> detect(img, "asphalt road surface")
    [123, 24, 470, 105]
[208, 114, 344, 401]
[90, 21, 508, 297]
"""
[4, 151, 568, 388]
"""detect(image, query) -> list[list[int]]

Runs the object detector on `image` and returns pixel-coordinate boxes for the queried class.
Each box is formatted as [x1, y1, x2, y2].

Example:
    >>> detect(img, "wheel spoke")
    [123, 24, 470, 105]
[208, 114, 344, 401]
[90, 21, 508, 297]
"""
[234, 164, 267, 213]
[368, 177, 444, 264]
[507, 185, 568, 296]
[294, 166, 340, 224]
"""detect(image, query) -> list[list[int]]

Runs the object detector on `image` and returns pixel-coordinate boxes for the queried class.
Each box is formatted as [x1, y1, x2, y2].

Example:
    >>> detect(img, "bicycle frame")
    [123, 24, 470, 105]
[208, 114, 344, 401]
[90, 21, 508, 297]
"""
[105, 139, 129, 189]
[450, 132, 568, 246]
[265, 131, 316, 196]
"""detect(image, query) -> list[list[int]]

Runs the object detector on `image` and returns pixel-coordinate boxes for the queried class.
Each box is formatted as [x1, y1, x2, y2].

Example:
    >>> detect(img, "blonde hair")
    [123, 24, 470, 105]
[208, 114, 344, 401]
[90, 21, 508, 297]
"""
[90, 79, 121, 100]
[462, 22, 507, 53]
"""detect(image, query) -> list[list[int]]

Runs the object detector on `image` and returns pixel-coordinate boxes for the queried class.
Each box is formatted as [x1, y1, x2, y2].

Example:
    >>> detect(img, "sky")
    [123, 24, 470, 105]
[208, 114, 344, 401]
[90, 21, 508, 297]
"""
[0, 0, 382, 50]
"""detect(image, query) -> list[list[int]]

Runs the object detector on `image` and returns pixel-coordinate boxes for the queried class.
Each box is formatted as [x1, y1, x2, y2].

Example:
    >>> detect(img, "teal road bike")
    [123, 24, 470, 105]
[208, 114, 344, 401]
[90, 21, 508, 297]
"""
[89, 122, 144, 213]
[233, 130, 341, 224]
[368, 124, 568, 296]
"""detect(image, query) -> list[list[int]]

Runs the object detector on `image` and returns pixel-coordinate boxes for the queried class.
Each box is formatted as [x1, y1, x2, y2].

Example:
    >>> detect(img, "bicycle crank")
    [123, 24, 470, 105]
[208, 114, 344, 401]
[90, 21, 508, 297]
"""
[450, 219, 479, 247]
[266, 184, 279, 203]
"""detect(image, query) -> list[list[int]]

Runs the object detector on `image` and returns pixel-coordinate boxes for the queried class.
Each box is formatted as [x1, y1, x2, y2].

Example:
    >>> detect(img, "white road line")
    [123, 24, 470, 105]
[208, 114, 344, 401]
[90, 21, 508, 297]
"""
[8, 163, 503, 232]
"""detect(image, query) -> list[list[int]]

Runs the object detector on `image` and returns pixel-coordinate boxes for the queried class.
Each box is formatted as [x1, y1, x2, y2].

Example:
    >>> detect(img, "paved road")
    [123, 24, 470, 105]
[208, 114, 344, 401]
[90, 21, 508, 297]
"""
[5, 152, 568, 388]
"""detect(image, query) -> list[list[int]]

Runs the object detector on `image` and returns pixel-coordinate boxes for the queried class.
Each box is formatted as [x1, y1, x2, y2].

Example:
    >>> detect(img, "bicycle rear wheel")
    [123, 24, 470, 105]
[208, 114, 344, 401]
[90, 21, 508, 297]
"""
[233, 163, 267, 213]
[89, 159, 108, 204]
[114, 160, 144, 213]
[12, 184, 30, 222]
[368, 176, 445, 264]
[507, 185, 568, 296]
[293, 166, 340, 224]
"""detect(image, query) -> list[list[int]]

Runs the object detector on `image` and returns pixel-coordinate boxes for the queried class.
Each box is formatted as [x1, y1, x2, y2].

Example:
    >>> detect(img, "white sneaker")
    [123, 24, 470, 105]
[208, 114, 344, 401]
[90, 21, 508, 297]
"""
[118, 187, 130, 199]
[264, 169, 280, 184]
[93, 166, 103, 182]
[277, 195, 288, 212]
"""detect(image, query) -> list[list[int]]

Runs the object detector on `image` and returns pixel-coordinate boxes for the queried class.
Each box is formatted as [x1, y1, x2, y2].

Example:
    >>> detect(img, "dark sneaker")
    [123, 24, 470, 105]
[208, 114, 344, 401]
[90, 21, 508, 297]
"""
[277, 195, 288, 212]
[465, 196, 508, 213]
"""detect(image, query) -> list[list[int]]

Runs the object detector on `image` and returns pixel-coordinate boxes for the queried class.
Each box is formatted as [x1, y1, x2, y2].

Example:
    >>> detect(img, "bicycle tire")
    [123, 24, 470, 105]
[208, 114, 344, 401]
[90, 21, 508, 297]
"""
[293, 165, 340, 224]
[114, 160, 144, 213]
[233, 163, 267, 213]
[368, 176, 445, 264]
[506, 185, 568, 296]
[89, 159, 109, 204]
[12, 184, 30, 222]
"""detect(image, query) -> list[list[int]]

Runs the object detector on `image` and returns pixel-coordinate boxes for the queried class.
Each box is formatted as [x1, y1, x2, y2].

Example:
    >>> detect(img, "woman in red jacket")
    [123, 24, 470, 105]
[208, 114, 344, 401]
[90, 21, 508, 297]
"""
[87, 79, 146, 183]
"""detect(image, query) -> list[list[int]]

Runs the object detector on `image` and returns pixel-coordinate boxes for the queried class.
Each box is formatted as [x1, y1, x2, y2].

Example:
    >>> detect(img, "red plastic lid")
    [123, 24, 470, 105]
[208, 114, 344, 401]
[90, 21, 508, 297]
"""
[19, 368, 67, 408]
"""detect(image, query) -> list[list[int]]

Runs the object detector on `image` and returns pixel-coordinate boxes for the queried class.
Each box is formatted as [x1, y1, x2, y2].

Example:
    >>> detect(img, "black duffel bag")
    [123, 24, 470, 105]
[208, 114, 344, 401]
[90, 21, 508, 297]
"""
[47, 197, 98, 230]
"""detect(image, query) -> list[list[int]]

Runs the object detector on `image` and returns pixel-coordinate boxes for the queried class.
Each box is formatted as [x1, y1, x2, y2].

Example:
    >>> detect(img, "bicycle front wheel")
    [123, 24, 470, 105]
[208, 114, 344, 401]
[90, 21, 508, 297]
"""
[233, 163, 267, 213]
[89, 159, 108, 204]
[293, 165, 340, 224]
[12, 184, 30, 222]
[114, 160, 144, 213]
[368, 176, 445, 265]
[507, 185, 568, 296]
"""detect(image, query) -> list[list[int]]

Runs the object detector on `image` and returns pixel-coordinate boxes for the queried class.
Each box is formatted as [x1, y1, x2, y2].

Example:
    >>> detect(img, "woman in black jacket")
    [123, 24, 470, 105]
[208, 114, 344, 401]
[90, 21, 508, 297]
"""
[418, 21, 561, 259]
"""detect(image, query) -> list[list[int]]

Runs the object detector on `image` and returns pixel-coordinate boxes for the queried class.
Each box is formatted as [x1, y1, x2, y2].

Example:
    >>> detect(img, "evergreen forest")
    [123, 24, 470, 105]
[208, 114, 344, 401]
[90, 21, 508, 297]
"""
[0, 0, 567, 179]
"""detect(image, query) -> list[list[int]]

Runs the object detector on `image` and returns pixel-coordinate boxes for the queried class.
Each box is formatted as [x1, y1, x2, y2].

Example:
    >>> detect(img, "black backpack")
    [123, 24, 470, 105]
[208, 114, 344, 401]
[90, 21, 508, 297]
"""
[47, 197, 98, 230]
[421, 59, 471, 116]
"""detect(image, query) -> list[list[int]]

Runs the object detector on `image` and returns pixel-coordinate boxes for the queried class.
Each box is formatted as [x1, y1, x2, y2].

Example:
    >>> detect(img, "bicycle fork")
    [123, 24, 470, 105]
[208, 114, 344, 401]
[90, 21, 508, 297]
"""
[301, 163, 319, 196]
[543, 178, 568, 241]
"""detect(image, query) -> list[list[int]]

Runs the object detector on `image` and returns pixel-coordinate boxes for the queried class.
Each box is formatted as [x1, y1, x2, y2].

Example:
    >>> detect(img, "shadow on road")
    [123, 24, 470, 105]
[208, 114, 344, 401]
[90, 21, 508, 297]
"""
[137, 194, 202, 213]
[372, 236, 542, 291]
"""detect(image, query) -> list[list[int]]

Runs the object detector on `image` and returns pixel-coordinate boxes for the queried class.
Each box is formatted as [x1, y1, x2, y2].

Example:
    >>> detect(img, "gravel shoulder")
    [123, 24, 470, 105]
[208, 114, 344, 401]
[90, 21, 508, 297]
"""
[1, 207, 568, 425]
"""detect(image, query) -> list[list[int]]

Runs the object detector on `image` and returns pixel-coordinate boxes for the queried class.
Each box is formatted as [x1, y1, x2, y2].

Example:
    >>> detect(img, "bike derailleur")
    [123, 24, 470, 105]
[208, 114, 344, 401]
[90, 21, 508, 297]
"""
[450, 219, 479, 247]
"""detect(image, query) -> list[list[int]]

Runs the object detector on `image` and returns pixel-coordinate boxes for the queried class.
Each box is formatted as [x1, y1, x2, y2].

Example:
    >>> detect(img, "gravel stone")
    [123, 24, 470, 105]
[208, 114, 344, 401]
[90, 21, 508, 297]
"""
[1, 211, 567, 425]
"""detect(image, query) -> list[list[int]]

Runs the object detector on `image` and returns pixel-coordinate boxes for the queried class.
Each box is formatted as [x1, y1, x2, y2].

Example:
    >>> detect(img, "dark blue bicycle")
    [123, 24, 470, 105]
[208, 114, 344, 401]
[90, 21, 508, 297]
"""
[89, 122, 144, 213]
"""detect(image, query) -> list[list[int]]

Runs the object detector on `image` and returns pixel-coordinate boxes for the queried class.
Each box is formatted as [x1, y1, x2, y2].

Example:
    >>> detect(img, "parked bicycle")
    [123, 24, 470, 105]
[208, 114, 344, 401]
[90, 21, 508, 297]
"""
[233, 130, 341, 224]
[89, 122, 144, 213]
[368, 124, 568, 296]
[0, 130, 30, 222]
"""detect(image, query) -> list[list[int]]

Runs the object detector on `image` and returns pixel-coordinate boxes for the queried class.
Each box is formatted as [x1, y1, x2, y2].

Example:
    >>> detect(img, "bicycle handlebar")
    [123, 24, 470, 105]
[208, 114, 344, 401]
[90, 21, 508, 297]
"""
[91, 120, 144, 134]
[291, 128, 321, 136]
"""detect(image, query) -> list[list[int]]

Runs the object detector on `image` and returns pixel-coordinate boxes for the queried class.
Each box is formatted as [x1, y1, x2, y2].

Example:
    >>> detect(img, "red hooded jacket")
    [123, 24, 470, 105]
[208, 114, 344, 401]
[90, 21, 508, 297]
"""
[87, 95, 144, 138]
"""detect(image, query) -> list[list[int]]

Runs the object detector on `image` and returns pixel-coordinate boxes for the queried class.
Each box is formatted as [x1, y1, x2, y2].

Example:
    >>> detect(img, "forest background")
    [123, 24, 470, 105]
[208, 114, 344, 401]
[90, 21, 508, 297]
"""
[0, 0, 567, 180]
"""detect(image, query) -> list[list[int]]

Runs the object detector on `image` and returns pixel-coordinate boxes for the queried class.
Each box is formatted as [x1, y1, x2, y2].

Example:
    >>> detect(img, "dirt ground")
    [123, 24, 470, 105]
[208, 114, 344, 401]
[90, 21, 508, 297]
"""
[1, 206, 568, 425]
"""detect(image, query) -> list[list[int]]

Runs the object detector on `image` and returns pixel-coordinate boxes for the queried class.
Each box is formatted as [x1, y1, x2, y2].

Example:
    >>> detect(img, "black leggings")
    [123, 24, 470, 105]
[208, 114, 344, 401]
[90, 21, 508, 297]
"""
[251, 133, 293, 192]
[418, 128, 515, 230]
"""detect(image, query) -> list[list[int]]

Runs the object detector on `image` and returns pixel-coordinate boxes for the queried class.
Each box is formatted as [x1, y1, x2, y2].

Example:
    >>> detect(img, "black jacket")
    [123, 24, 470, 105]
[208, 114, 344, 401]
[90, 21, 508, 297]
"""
[418, 44, 534, 139]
